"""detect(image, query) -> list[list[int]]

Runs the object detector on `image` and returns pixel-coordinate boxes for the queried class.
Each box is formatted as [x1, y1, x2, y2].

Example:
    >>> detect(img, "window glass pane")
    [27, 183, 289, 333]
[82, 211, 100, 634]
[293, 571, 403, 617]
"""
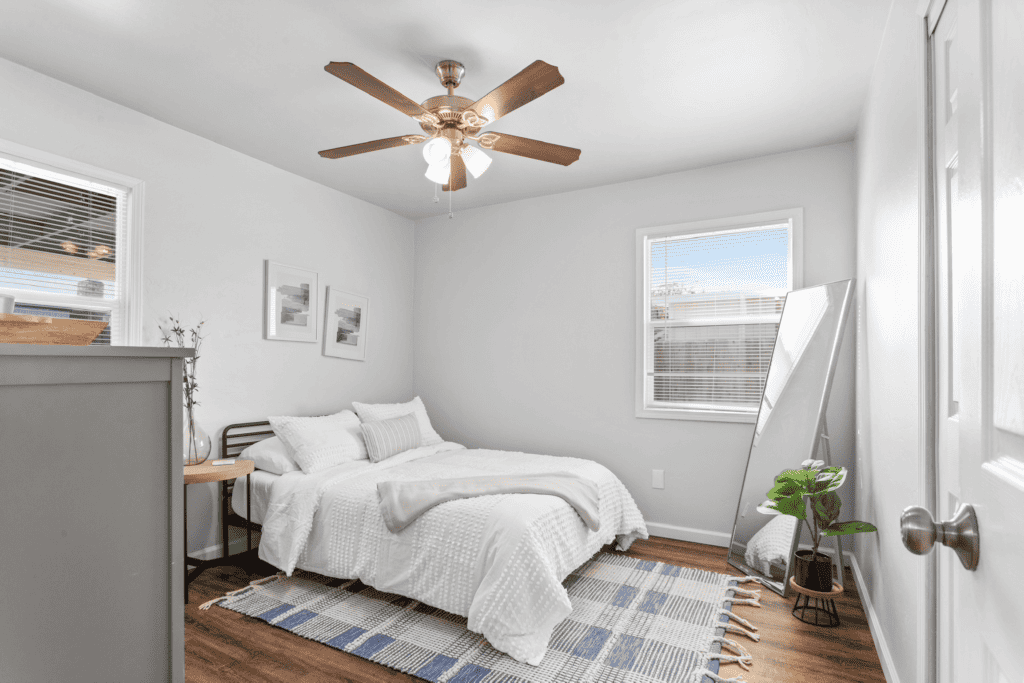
[650, 323, 779, 409]
[1, 159, 125, 344]
[650, 226, 789, 322]
[643, 220, 793, 414]
[0, 167, 117, 297]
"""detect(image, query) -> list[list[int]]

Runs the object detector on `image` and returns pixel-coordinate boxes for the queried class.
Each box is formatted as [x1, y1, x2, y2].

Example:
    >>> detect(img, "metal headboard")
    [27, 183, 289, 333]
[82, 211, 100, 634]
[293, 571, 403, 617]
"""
[221, 420, 274, 460]
[221, 421, 274, 535]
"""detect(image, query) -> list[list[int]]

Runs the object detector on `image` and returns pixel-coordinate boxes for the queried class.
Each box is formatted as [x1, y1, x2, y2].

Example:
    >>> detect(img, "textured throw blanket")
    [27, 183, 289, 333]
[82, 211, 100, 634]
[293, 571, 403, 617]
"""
[377, 473, 601, 533]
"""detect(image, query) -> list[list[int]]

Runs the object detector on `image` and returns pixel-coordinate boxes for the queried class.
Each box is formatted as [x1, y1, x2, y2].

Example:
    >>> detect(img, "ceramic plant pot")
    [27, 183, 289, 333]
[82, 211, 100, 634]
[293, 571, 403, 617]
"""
[793, 549, 834, 592]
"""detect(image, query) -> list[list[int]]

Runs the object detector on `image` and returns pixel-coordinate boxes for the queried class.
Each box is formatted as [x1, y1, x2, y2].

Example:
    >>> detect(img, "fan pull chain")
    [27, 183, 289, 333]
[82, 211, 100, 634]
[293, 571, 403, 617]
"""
[448, 183, 453, 219]
[432, 183, 439, 203]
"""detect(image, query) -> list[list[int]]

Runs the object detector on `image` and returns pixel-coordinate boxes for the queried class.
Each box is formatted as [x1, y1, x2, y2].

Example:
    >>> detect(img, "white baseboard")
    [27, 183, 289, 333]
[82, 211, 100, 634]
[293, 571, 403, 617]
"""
[188, 531, 261, 561]
[847, 551, 900, 683]
[645, 522, 730, 547]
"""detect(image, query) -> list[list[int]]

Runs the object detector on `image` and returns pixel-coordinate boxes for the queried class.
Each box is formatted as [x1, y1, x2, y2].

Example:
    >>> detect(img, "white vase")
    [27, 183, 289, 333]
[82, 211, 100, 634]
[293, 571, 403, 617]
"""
[184, 411, 211, 465]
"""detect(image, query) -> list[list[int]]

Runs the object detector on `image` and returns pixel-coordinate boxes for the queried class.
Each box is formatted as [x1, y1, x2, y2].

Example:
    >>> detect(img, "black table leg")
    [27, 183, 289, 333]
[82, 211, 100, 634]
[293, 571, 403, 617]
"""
[246, 473, 252, 552]
[221, 479, 229, 559]
[184, 483, 188, 604]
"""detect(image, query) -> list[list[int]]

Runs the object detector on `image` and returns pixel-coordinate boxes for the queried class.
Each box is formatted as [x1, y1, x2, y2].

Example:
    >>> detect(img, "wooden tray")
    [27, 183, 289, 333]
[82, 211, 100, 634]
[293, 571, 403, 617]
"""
[0, 313, 108, 346]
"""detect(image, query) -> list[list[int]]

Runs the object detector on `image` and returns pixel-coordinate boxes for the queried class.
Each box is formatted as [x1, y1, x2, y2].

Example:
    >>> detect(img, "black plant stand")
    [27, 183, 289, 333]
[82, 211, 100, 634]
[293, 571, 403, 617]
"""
[789, 577, 842, 627]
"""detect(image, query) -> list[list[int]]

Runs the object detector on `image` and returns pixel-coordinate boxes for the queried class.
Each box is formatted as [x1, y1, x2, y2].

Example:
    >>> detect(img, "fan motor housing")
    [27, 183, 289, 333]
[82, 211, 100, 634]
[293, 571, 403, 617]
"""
[418, 95, 481, 136]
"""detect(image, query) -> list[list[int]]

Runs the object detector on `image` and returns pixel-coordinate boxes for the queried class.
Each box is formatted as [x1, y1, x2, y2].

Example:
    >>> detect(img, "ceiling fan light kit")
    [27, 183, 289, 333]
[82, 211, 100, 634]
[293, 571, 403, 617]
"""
[318, 58, 581, 195]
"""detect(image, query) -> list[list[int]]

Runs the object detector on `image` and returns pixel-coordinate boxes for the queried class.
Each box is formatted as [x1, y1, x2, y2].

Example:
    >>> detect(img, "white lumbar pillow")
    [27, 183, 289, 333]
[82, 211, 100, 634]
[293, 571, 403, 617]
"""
[238, 436, 299, 475]
[268, 410, 368, 474]
[351, 396, 443, 446]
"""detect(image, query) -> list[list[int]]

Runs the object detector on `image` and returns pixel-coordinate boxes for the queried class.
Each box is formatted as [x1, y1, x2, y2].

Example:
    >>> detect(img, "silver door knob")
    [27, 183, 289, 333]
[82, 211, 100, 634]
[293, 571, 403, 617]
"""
[900, 504, 979, 570]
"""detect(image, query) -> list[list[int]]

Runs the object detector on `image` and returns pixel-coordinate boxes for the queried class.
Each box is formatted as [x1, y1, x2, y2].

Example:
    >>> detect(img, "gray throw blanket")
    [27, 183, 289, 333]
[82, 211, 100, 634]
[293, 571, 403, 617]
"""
[377, 473, 601, 534]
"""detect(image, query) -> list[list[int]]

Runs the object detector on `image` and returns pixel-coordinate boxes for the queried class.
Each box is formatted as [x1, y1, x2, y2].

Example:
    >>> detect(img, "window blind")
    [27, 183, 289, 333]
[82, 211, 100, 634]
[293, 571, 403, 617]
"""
[0, 158, 127, 345]
[644, 224, 791, 413]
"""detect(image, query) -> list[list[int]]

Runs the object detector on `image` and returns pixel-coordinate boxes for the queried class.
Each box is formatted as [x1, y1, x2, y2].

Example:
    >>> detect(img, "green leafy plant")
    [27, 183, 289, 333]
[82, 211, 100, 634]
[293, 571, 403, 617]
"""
[758, 459, 877, 562]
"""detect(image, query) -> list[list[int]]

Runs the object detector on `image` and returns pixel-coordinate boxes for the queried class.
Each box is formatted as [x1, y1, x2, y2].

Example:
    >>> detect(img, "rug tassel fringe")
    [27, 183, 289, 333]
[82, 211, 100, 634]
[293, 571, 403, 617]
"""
[719, 609, 758, 632]
[707, 653, 753, 671]
[197, 572, 285, 611]
[723, 623, 760, 642]
[726, 597, 761, 608]
[688, 669, 747, 683]
[733, 575, 767, 586]
[728, 587, 761, 600]
[198, 596, 225, 611]
[711, 637, 750, 659]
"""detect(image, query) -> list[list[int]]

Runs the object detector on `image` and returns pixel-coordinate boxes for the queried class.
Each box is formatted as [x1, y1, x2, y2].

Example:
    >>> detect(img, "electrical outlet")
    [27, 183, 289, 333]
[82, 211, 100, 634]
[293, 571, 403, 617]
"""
[652, 469, 665, 489]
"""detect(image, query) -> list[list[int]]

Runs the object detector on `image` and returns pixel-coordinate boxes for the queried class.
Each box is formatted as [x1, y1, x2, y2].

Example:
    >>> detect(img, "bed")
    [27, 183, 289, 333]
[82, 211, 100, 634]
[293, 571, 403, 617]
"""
[221, 418, 648, 665]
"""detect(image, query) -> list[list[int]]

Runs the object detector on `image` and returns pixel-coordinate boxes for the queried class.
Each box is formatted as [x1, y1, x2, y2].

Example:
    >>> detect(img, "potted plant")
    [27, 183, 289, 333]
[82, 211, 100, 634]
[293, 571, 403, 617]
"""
[758, 459, 877, 592]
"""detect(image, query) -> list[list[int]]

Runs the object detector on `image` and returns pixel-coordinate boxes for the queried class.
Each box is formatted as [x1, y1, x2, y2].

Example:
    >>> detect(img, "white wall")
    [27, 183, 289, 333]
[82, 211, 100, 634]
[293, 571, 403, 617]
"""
[413, 142, 857, 544]
[854, 1, 928, 682]
[0, 57, 416, 554]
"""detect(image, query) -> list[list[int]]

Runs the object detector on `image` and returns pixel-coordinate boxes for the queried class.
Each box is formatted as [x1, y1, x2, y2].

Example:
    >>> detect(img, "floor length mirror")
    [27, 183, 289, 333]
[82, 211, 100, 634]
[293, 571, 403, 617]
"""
[727, 279, 854, 596]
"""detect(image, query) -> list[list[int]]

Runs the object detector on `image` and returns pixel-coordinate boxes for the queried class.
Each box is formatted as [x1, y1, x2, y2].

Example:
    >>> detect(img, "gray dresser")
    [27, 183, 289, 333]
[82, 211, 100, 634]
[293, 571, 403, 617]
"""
[0, 344, 190, 682]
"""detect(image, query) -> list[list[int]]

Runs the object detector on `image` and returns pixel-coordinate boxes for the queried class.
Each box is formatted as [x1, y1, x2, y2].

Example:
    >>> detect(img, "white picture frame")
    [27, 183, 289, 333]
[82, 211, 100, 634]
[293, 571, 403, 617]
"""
[263, 260, 318, 342]
[322, 286, 368, 361]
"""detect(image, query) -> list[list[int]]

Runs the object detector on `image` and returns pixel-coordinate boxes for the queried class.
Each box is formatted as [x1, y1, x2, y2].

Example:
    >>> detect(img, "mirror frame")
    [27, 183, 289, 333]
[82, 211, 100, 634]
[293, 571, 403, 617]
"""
[726, 279, 855, 596]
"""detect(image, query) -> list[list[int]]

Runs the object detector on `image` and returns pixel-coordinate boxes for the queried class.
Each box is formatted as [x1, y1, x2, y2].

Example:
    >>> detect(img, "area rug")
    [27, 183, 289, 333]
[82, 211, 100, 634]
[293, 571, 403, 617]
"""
[202, 553, 762, 683]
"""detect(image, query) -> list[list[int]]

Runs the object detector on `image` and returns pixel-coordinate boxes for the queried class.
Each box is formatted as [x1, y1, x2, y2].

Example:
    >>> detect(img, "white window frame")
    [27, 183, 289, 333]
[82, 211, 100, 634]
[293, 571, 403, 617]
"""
[0, 138, 144, 345]
[635, 208, 804, 423]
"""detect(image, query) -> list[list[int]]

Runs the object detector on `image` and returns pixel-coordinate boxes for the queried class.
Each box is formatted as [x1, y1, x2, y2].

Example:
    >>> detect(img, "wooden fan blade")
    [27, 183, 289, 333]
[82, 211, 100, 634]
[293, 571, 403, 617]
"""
[318, 135, 426, 159]
[442, 154, 467, 192]
[463, 60, 564, 126]
[325, 63, 438, 125]
[477, 132, 580, 166]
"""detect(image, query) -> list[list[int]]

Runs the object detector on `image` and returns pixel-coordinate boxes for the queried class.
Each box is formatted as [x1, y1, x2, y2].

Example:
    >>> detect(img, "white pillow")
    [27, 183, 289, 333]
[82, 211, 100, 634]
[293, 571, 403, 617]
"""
[268, 410, 368, 474]
[352, 396, 442, 446]
[238, 436, 299, 475]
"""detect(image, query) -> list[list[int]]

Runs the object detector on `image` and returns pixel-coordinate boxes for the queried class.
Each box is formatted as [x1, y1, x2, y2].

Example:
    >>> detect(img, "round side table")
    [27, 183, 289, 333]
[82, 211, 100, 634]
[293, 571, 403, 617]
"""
[789, 576, 843, 627]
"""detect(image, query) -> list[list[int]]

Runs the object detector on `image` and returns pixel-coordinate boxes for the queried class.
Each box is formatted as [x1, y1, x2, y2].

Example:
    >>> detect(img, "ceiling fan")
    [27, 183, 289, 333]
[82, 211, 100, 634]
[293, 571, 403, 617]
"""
[318, 59, 581, 192]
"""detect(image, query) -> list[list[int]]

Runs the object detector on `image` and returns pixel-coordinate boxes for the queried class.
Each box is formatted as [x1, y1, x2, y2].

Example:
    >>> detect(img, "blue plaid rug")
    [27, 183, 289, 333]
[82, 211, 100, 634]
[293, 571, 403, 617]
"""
[204, 553, 761, 682]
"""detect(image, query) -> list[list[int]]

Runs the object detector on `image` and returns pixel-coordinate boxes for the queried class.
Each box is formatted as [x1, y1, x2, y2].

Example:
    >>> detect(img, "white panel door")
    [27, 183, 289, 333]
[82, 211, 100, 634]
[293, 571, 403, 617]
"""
[931, 0, 1024, 679]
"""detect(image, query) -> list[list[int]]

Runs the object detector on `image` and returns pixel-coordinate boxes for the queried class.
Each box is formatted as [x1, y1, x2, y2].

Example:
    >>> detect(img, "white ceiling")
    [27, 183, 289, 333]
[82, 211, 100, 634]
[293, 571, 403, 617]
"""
[0, 0, 891, 220]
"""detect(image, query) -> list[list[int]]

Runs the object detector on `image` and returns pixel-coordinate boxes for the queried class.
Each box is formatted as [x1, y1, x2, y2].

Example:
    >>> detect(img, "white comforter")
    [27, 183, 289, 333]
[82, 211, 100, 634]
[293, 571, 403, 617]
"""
[258, 442, 648, 665]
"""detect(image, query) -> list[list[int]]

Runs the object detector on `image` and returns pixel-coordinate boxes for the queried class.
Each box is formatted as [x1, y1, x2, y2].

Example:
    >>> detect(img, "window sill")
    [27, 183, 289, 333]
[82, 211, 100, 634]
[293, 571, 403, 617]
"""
[635, 407, 757, 424]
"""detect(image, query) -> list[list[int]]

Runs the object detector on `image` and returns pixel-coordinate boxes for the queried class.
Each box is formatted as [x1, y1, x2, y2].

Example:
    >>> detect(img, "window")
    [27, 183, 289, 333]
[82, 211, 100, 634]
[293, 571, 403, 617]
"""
[635, 209, 803, 422]
[0, 148, 141, 345]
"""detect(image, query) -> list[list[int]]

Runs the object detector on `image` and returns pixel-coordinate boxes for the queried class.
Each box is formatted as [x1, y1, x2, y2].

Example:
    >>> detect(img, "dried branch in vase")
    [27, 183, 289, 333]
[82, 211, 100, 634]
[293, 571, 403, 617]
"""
[160, 316, 205, 415]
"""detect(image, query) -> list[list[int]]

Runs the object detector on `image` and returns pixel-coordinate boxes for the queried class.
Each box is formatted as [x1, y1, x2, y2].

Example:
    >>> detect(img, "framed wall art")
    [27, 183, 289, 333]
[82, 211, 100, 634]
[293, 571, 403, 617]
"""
[263, 260, 318, 342]
[322, 286, 368, 361]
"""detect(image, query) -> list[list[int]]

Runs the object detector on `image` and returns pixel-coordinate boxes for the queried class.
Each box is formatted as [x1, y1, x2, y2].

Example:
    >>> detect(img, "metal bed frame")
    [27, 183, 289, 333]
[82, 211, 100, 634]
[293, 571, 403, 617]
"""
[221, 420, 274, 539]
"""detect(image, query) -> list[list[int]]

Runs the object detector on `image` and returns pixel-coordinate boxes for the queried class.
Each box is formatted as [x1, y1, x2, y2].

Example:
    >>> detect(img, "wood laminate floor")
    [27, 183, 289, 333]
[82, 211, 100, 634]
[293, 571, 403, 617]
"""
[185, 537, 886, 682]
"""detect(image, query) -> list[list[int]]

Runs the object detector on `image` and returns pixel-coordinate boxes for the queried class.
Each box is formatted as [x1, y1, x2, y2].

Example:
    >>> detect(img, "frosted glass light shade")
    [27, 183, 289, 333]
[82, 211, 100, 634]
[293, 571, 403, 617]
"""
[422, 137, 452, 165]
[425, 160, 451, 184]
[461, 145, 492, 179]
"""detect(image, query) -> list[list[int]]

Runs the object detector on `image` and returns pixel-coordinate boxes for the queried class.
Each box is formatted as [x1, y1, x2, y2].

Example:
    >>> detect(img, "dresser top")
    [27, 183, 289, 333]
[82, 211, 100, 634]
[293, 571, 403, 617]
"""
[0, 343, 193, 358]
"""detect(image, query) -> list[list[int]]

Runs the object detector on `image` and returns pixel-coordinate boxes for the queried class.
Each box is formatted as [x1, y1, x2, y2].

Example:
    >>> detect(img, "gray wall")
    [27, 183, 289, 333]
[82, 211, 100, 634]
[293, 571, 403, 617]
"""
[413, 142, 857, 544]
[855, 0, 928, 680]
[0, 57, 417, 556]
